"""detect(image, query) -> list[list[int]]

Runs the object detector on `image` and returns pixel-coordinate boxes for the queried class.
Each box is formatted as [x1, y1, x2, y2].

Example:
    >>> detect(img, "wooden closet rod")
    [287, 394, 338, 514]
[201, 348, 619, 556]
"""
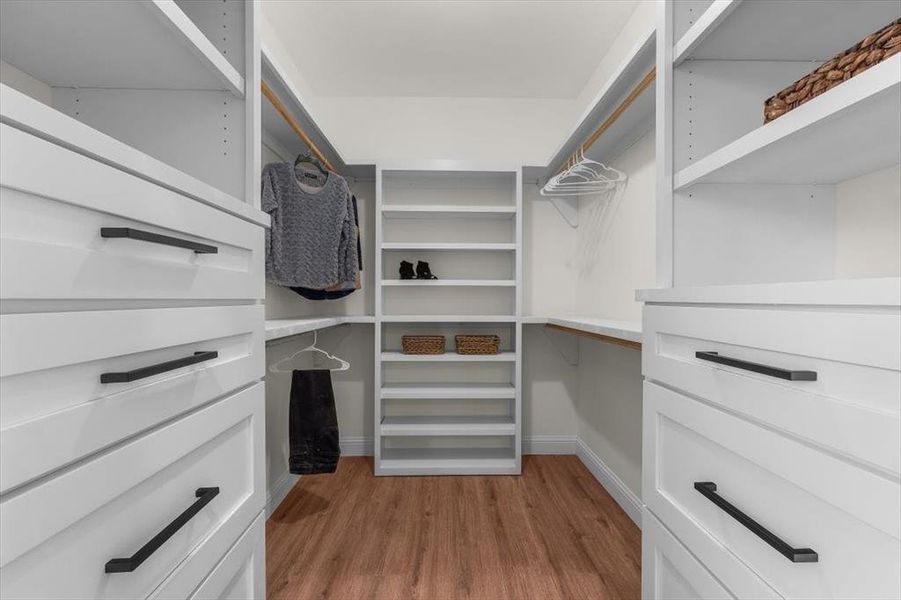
[561, 67, 656, 172]
[261, 80, 338, 173]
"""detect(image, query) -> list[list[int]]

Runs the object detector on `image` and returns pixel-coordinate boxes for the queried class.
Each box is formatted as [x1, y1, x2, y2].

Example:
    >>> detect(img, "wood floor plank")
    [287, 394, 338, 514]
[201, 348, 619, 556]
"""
[266, 455, 641, 600]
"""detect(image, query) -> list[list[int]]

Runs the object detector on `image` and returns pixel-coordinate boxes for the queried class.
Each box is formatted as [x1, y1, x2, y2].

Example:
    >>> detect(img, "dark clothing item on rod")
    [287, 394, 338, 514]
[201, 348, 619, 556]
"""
[289, 369, 340, 474]
[290, 195, 363, 301]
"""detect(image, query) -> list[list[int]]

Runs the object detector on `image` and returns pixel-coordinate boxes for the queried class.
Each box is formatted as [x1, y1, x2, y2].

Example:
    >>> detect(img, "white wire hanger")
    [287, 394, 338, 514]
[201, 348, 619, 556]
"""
[268, 330, 350, 373]
[540, 149, 626, 197]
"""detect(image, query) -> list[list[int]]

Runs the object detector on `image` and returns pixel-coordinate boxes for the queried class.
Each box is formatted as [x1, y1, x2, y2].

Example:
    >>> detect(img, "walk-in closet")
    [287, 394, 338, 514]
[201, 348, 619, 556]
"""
[1, 1, 899, 599]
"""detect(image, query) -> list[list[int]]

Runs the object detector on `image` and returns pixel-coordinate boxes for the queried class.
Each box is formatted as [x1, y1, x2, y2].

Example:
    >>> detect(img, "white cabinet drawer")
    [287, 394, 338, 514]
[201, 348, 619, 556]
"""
[0, 382, 265, 600]
[0, 124, 264, 302]
[643, 304, 901, 475]
[642, 508, 775, 600]
[0, 305, 264, 493]
[161, 511, 265, 600]
[643, 381, 901, 600]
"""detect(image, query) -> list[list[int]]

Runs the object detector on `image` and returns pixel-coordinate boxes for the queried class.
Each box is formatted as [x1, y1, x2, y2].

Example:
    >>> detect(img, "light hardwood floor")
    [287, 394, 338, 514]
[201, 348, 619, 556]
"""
[266, 455, 641, 600]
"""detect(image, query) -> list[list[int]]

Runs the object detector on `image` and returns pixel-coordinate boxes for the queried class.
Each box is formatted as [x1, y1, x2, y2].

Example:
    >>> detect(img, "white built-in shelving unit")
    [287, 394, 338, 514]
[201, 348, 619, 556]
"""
[0, 0, 264, 217]
[375, 165, 523, 475]
[657, 0, 901, 290]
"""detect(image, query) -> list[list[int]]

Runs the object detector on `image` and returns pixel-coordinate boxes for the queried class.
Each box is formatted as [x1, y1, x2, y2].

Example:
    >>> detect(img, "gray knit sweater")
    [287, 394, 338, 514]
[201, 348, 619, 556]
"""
[262, 163, 358, 289]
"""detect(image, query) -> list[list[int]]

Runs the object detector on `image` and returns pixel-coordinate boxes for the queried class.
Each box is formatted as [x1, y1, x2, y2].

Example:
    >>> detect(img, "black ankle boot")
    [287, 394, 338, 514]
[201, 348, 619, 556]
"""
[416, 261, 438, 280]
[399, 260, 415, 280]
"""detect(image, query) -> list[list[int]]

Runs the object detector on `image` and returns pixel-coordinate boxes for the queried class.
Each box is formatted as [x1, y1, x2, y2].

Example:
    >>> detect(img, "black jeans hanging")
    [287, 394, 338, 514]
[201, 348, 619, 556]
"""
[289, 369, 340, 474]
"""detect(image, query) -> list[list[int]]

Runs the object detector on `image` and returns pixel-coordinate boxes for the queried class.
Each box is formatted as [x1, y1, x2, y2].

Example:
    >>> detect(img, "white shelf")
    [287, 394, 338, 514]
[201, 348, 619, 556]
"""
[381, 315, 517, 323]
[381, 351, 517, 363]
[377, 448, 519, 476]
[674, 55, 901, 189]
[0, 0, 244, 98]
[265, 316, 375, 341]
[381, 279, 516, 287]
[380, 416, 515, 437]
[525, 316, 642, 344]
[675, 0, 901, 64]
[0, 85, 268, 227]
[382, 205, 516, 218]
[381, 242, 516, 251]
[380, 384, 516, 399]
[637, 277, 901, 307]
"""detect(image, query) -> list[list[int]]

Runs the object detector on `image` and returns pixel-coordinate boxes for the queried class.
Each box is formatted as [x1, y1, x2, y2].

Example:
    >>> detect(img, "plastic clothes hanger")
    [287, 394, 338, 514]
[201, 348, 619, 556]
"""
[268, 330, 350, 373]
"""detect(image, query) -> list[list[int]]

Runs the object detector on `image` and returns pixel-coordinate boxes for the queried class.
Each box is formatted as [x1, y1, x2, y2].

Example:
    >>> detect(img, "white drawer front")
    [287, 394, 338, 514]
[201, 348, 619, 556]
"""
[0, 305, 264, 493]
[0, 124, 264, 302]
[0, 382, 265, 600]
[644, 381, 901, 600]
[642, 509, 773, 600]
[643, 304, 901, 476]
[161, 511, 266, 600]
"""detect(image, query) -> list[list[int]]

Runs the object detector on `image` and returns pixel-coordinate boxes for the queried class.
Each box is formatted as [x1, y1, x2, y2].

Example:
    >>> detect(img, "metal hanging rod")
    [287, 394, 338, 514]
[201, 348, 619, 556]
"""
[560, 67, 656, 173]
[261, 80, 338, 173]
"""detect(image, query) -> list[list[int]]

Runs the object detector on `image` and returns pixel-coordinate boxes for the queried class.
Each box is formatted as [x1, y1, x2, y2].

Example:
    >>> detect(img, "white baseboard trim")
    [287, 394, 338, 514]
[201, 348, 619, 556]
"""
[341, 436, 373, 456]
[523, 435, 577, 455]
[576, 439, 642, 528]
[265, 471, 301, 518]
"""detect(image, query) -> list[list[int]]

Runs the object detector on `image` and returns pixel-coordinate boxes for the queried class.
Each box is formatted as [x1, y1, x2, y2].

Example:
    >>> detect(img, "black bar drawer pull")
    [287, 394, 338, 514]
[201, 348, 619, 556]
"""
[695, 351, 816, 381]
[694, 482, 818, 563]
[105, 487, 219, 573]
[101, 227, 218, 254]
[101, 351, 218, 383]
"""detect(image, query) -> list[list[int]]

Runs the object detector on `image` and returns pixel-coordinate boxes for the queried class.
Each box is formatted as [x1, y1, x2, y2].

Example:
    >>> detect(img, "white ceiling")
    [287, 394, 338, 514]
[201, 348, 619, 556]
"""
[262, 0, 639, 99]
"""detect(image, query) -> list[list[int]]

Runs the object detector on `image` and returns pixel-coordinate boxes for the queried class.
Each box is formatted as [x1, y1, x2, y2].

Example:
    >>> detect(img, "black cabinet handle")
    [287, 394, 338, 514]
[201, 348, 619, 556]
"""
[101, 351, 218, 383]
[695, 351, 816, 381]
[694, 482, 818, 563]
[105, 487, 219, 573]
[101, 227, 218, 254]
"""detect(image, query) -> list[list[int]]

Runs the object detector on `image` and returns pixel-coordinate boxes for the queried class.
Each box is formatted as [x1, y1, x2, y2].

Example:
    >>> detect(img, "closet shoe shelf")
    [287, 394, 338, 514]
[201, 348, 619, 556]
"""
[380, 384, 517, 399]
[378, 449, 519, 476]
[674, 55, 901, 188]
[265, 316, 375, 342]
[381, 315, 517, 323]
[382, 205, 515, 218]
[381, 351, 516, 362]
[382, 279, 516, 287]
[381, 242, 516, 251]
[380, 416, 516, 437]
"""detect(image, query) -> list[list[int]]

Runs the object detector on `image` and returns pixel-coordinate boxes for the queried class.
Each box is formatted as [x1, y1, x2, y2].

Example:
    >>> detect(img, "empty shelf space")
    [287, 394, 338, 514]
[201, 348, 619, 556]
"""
[380, 384, 516, 399]
[377, 448, 518, 476]
[381, 242, 516, 251]
[381, 279, 515, 287]
[675, 0, 901, 64]
[674, 55, 901, 188]
[382, 205, 516, 218]
[0, 85, 268, 227]
[266, 316, 375, 341]
[0, 0, 244, 97]
[380, 315, 517, 323]
[380, 416, 515, 437]
[381, 351, 516, 362]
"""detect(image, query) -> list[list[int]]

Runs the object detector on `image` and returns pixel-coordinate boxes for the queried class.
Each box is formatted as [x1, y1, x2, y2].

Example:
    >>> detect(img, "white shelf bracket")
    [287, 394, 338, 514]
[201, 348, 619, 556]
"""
[548, 197, 579, 228]
[542, 326, 580, 366]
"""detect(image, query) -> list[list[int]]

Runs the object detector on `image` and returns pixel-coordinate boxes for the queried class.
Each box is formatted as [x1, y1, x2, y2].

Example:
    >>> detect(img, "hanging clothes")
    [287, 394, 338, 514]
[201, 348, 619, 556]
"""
[262, 162, 360, 292]
[290, 195, 363, 300]
[288, 369, 340, 474]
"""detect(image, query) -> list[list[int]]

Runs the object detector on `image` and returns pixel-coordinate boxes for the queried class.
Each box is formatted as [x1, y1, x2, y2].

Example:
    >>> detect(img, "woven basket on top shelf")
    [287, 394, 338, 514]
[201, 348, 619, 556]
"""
[455, 335, 501, 355]
[402, 335, 446, 355]
[764, 18, 901, 123]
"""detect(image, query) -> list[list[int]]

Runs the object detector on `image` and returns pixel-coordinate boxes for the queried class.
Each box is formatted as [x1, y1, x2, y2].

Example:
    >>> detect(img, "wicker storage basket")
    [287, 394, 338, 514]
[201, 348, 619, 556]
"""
[455, 335, 501, 355]
[402, 335, 446, 355]
[764, 18, 901, 123]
